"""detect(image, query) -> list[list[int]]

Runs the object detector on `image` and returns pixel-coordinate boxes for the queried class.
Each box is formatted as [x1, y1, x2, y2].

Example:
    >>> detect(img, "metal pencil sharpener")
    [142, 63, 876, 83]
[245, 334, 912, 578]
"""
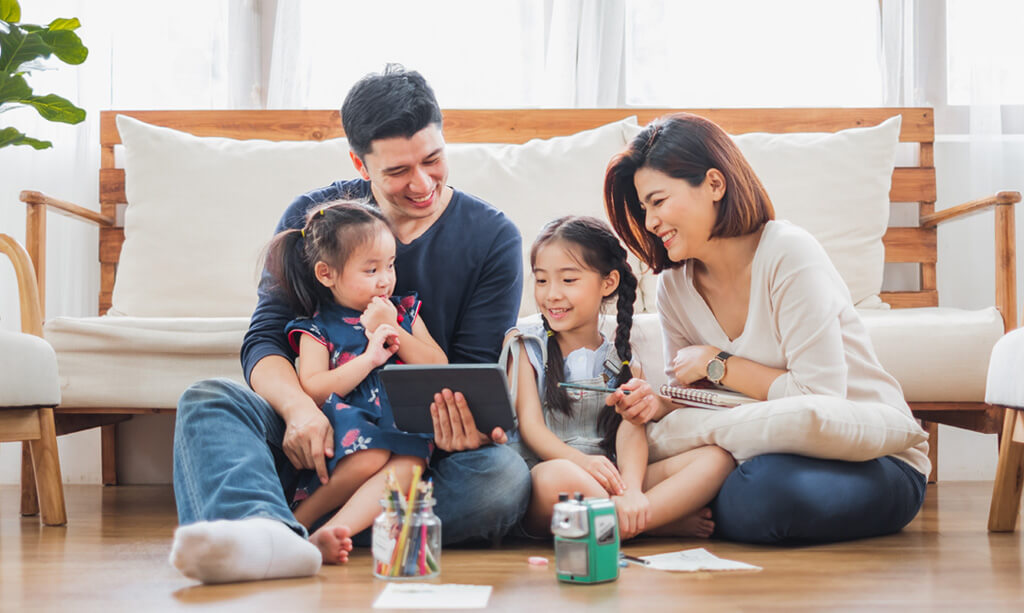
[550, 492, 619, 584]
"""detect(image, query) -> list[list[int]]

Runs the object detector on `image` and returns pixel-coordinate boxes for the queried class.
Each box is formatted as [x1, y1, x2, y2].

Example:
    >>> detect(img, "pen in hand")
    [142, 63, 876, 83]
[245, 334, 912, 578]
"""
[557, 382, 632, 395]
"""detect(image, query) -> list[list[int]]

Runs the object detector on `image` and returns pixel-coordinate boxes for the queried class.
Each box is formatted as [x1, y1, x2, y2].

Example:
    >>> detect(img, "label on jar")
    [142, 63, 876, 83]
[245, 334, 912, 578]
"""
[373, 525, 396, 564]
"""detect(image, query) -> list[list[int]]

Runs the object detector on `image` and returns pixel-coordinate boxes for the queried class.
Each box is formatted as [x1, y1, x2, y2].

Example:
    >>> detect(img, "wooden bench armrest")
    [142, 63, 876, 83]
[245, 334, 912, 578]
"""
[919, 191, 1021, 228]
[0, 234, 44, 336]
[18, 191, 115, 320]
[921, 191, 1020, 331]
[19, 190, 115, 227]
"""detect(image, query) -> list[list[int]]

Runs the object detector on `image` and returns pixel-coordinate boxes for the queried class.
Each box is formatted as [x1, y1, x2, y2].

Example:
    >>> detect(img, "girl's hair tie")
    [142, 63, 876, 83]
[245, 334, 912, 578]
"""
[621, 359, 630, 366]
[319, 208, 325, 216]
[546, 330, 555, 338]
[300, 229, 306, 238]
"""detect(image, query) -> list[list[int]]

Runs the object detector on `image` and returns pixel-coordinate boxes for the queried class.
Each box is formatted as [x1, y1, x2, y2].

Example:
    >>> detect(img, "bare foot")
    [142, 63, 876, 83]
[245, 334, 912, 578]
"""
[308, 524, 353, 564]
[676, 507, 715, 538]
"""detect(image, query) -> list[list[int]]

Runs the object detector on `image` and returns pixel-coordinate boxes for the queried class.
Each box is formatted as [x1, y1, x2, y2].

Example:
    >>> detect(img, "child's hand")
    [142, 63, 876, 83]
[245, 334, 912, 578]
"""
[366, 324, 400, 367]
[573, 454, 625, 495]
[612, 489, 651, 540]
[607, 378, 660, 425]
[360, 296, 399, 334]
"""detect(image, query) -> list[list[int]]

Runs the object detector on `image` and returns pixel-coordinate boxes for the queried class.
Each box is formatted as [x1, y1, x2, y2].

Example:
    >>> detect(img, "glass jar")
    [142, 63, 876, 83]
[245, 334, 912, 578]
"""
[373, 496, 441, 579]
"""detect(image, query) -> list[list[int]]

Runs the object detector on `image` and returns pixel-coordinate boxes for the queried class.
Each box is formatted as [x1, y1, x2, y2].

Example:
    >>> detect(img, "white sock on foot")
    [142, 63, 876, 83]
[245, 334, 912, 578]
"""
[169, 517, 321, 584]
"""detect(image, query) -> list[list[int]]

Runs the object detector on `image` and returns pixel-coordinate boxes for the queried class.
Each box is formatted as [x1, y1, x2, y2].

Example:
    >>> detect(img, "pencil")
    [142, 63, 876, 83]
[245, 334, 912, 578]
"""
[390, 464, 422, 576]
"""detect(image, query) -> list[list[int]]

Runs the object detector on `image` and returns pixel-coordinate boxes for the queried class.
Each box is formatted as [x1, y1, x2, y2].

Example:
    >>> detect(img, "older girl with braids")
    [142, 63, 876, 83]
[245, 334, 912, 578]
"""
[502, 216, 734, 538]
[264, 199, 446, 564]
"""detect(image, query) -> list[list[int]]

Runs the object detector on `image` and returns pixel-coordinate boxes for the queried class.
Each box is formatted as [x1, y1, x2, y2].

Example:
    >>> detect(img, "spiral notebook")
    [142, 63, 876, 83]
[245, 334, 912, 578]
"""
[659, 384, 758, 410]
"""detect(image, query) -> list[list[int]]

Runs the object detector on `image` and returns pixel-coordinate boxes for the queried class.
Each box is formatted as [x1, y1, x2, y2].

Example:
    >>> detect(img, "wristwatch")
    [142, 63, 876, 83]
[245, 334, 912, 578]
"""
[706, 350, 732, 385]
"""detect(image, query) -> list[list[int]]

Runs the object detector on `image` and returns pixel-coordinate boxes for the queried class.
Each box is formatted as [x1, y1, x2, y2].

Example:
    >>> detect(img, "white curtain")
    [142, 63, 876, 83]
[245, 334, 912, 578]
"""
[0, 0, 263, 484]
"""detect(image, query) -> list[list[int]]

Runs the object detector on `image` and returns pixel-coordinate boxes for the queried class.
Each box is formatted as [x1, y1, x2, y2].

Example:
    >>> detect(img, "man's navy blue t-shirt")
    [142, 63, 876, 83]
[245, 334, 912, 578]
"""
[241, 179, 523, 384]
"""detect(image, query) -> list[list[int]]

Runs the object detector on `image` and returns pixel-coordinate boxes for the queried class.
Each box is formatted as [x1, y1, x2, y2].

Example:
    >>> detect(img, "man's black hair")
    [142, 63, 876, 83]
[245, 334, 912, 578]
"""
[341, 64, 443, 158]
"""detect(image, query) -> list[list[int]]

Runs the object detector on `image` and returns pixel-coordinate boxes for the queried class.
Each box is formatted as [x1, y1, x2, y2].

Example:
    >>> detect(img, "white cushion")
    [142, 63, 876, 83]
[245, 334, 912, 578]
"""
[0, 331, 60, 407]
[112, 115, 359, 317]
[860, 307, 1004, 402]
[448, 117, 641, 316]
[645, 395, 927, 464]
[629, 116, 901, 310]
[985, 327, 1024, 408]
[43, 316, 247, 408]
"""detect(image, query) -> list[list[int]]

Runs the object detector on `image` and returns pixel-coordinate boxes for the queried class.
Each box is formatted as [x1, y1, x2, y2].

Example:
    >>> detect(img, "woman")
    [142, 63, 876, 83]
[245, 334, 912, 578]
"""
[602, 113, 929, 544]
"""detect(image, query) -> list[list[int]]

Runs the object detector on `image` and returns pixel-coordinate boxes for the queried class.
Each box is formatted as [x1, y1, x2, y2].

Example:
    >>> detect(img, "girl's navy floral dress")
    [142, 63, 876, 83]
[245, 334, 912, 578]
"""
[285, 294, 434, 506]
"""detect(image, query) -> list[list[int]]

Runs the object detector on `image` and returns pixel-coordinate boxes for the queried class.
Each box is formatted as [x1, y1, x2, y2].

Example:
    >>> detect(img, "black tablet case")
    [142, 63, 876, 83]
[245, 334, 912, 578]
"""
[380, 364, 516, 435]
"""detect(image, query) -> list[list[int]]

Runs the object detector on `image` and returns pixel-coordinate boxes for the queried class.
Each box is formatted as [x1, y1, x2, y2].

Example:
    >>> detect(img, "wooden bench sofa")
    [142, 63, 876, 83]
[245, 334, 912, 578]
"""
[16, 107, 1021, 527]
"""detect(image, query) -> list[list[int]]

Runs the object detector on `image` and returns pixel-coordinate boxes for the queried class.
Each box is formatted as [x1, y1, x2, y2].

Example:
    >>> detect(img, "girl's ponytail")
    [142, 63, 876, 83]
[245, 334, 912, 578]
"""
[265, 228, 326, 317]
[542, 314, 572, 416]
[598, 251, 638, 455]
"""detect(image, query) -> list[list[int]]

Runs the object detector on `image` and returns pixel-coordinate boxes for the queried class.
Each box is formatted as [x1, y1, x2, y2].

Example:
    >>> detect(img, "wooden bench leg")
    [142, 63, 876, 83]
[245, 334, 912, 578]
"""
[29, 408, 66, 526]
[102, 423, 118, 486]
[988, 408, 1024, 532]
[20, 441, 39, 516]
[923, 421, 939, 484]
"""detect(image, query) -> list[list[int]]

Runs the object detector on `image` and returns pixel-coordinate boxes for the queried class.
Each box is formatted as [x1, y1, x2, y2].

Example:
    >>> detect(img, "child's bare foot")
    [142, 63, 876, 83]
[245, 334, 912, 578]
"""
[677, 507, 715, 538]
[308, 525, 353, 564]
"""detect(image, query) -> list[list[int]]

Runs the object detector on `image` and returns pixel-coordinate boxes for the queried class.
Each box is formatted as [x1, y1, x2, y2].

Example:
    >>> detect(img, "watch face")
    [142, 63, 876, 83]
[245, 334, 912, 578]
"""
[707, 359, 725, 382]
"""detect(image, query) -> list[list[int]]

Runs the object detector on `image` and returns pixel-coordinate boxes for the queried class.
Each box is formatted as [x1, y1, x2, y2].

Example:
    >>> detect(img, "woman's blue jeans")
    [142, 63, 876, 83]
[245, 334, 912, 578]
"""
[711, 453, 927, 544]
[173, 378, 531, 545]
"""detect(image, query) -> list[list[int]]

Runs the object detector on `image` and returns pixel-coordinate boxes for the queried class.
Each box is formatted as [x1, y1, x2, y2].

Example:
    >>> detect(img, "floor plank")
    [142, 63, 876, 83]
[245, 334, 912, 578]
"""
[2, 482, 1021, 612]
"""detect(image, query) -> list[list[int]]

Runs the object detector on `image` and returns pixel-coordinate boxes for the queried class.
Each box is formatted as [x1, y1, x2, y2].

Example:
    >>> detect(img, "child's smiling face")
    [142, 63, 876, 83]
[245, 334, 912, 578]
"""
[317, 225, 397, 311]
[533, 240, 619, 337]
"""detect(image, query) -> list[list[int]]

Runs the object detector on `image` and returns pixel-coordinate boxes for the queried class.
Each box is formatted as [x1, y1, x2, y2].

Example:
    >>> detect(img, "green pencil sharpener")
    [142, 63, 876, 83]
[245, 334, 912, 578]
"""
[551, 493, 619, 584]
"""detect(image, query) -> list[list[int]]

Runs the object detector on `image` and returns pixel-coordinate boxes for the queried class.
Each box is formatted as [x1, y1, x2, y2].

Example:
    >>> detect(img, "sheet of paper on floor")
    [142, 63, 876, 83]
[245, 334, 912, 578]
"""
[372, 583, 493, 609]
[639, 548, 762, 572]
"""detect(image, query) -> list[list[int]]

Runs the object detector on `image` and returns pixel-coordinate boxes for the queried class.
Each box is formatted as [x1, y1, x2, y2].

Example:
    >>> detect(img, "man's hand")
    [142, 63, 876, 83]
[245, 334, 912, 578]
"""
[281, 398, 334, 485]
[670, 345, 719, 385]
[572, 454, 625, 495]
[430, 388, 506, 451]
[607, 378, 660, 425]
[360, 296, 399, 334]
[612, 489, 651, 540]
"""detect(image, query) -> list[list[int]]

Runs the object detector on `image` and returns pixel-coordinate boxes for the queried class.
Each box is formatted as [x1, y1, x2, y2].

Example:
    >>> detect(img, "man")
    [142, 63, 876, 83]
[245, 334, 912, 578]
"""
[169, 65, 530, 584]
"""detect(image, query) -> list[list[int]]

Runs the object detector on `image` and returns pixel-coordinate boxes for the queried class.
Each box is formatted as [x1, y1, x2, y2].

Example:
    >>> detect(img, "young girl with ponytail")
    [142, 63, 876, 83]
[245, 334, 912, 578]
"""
[264, 199, 446, 564]
[502, 216, 734, 539]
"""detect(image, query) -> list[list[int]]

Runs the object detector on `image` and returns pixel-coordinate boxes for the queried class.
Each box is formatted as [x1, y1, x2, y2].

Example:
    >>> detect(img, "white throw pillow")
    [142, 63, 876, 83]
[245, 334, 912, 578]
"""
[645, 394, 927, 464]
[112, 115, 359, 317]
[629, 116, 901, 309]
[447, 117, 642, 316]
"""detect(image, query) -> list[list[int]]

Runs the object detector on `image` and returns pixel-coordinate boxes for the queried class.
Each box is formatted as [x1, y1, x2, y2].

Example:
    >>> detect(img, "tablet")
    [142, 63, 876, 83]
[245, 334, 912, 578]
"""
[380, 364, 516, 435]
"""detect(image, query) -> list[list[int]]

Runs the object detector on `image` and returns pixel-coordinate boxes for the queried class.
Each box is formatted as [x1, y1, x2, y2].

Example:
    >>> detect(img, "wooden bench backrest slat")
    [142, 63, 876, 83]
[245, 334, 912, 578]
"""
[97, 108, 937, 314]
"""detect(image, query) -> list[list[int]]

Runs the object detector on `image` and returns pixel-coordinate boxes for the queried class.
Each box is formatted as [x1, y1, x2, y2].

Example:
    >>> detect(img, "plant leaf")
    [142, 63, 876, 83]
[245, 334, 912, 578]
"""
[0, 71, 30, 103]
[0, 126, 52, 149]
[39, 28, 87, 64]
[24, 93, 85, 123]
[0, 0, 20, 23]
[0, 24, 51, 74]
[47, 18, 80, 31]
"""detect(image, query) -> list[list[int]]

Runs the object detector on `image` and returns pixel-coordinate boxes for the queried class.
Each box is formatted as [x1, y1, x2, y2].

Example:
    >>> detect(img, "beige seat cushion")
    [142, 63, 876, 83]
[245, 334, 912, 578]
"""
[0, 330, 61, 407]
[44, 316, 247, 409]
[985, 327, 1024, 408]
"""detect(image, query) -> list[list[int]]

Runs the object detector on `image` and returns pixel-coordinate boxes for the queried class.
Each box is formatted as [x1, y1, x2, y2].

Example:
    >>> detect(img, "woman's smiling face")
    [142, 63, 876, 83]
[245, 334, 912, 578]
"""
[633, 166, 725, 263]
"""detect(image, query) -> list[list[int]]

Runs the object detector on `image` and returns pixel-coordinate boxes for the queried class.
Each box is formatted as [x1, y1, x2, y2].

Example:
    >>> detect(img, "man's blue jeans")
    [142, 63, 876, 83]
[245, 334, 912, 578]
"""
[711, 453, 927, 544]
[173, 378, 531, 545]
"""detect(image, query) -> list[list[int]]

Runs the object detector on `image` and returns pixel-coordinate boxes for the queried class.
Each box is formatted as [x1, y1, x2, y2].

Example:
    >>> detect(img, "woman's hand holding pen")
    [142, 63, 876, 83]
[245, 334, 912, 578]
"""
[574, 454, 626, 496]
[612, 488, 650, 540]
[607, 378, 659, 425]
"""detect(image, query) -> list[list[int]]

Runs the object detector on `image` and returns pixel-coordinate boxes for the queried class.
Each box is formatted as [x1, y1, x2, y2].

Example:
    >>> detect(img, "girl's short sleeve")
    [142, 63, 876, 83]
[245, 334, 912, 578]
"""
[392, 293, 422, 334]
[285, 316, 328, 353]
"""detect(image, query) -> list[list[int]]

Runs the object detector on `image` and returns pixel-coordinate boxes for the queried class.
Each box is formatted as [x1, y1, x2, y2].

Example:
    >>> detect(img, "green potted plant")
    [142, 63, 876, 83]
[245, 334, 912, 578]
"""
[0, 0, 87, 149]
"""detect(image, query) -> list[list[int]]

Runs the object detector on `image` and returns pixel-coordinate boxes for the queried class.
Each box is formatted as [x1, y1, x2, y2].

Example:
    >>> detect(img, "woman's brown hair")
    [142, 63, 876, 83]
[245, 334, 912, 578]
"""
[604, 113, 774, 273]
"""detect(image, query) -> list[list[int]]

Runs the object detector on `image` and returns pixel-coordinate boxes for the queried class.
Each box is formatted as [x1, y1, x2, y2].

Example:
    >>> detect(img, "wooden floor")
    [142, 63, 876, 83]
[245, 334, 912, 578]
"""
[2, 482, 1022, 612]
